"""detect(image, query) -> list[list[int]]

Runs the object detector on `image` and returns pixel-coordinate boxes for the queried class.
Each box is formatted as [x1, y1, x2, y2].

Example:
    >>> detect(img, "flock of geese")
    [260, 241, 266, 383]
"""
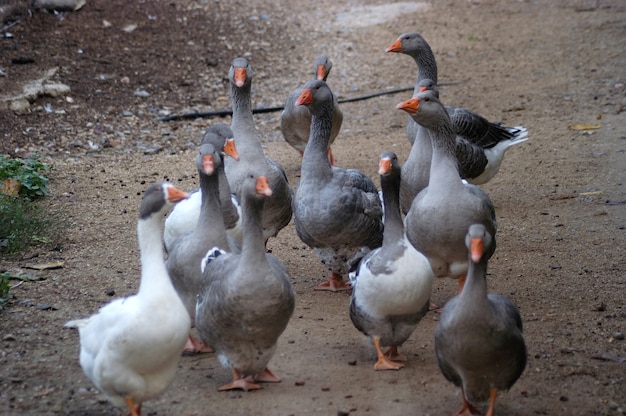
[65, 32, 529, 416]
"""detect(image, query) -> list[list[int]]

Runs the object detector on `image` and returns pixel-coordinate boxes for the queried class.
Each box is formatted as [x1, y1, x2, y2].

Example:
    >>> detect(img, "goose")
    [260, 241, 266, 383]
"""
[224, 57, 293, 245]
[280, 54, 343, 166]
[435, 224, 527, 416]
[65, 182, 191, 416]
[293, 79, 384, 291]
[165, 142, 240, 353]
[163, 123, 241, 251]
[386, 32, 529, 209]
[418, 79, 529, 185]
[397, 89, 497, 295]
[349, 151, 434, 370]
[195, 172, 295, 391]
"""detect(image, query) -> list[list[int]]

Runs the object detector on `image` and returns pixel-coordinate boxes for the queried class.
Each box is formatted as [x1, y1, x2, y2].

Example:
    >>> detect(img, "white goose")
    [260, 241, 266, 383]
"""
[65, 182, 190, 416]
[349, 151, 434, 370]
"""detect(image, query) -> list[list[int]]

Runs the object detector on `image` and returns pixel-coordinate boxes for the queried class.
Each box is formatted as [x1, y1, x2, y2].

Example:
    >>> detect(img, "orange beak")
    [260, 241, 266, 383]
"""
[202, 154, 215, 175]
[256, 176, 273, 197]
[418, 86, 428, 93]
[167, 186, 190, 203]
[385, 38, 402, 53]
[234, 67, 246, 87]
[296, 88, 313, 106]
[223, 138, 240, 161]
[470, 237, 484, 263]
[316, 65, 326, 80]
[378, 157, 392, 176]
[396, 97, 419, 114]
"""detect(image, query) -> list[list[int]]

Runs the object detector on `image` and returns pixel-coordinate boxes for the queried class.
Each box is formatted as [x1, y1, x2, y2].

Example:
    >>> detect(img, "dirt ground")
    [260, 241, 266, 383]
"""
[1, 0, 625, 415]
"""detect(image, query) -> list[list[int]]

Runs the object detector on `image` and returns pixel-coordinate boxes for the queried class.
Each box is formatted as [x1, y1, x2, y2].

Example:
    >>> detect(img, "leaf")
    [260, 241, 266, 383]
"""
[568, 123, 601, 131]
[23, 261, 64, 270]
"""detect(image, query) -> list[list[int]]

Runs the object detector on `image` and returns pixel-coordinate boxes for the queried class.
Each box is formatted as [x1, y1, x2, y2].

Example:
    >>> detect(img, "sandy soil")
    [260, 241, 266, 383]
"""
[1, 0, 625, 415]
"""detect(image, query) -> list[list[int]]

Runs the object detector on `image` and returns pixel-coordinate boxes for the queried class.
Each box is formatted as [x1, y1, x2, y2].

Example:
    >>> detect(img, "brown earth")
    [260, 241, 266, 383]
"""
[1, 0, 625, 415]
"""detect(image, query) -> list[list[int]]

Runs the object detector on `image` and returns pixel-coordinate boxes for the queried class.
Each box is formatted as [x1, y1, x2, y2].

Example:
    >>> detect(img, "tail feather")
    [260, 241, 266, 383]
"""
[508, 126, 529, 144]
[64, 318, 89, 329]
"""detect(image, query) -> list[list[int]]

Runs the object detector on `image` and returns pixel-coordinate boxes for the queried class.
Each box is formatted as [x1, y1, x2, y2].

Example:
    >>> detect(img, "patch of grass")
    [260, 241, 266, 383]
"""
[0, 155, 65, 254]
[0, 272, 9, 310]
[0, 195, 64, 253]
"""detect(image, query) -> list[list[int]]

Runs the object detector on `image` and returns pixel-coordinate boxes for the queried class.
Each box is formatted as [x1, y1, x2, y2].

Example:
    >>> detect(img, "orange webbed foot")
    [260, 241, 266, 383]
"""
[183, 336, 214, 354]
[254, 367, 281, 383]
[218, 379, 262, 392]
[383, 346, 407, 362]
[373, 337, 404, 371]
[314, 273, 351, 292]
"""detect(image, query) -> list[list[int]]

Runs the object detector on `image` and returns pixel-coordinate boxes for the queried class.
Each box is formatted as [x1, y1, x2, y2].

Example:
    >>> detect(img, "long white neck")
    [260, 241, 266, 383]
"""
[136, 213, 175, 297]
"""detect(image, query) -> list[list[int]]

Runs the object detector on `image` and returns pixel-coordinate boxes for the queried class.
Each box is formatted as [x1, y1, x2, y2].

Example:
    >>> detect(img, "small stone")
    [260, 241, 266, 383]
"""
[43, 82, 71, 97]
[134, 90, 150, 98]
[3, 334, 16, 341]
[120, 76, 130, 84]
[614, 332, 624, 340]
[122, 110, 133, 117]
[106, 288, 116, 297]
[9, 98, 31, 113]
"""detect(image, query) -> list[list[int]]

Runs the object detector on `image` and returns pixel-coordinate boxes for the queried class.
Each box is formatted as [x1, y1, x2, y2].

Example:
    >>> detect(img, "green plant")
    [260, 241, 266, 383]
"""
[0, 155, 50, 199]
[0, 156, 63, 254]
[0, 272, 9, 309]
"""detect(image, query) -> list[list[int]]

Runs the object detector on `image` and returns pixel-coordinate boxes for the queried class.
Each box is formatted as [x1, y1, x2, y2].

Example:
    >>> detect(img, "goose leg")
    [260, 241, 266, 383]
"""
[485, 388, 498, 416]
[218, 367, 262, 392]
[373, 337, 404, 370]
[183, 335, 214, 354]
[254, 367, 281, 383]
[314, 272, 351, 291]
[327, 147, 336, 166]
[383, 346, 408, 362]
[453, 387, 482, 416]
[123, 397, 141, 416]
[457, 274, 467, 294]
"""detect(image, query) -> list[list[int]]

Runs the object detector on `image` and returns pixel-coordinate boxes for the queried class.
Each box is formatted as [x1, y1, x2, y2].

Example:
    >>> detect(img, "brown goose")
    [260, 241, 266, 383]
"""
[165, 143, 239, 353]
[435, 224, 527, 416]
[349, 151, 434, 370]
[293, 79, 384, 291]
[397, 89, 497, 294]
[224, 57, 293, 245]
[280, 54, 343, 165]
[195, 172, 295, 392]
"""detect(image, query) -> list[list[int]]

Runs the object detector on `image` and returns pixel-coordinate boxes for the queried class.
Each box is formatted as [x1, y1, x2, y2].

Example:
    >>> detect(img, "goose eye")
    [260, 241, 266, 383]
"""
[424, 97, 430, 102]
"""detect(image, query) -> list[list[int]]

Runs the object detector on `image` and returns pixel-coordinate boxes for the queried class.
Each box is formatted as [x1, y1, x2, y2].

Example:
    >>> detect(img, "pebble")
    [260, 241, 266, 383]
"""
[122, 110, 133, 117]
[614, 332, 624, 340]
[134, 90, 150, 98]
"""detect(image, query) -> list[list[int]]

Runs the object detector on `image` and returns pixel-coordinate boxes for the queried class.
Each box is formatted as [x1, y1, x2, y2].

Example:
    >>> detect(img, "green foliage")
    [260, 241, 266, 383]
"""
[0, 155, 49, 199]
[0, 272, 9, 309]
[0, 156, 63, 255]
